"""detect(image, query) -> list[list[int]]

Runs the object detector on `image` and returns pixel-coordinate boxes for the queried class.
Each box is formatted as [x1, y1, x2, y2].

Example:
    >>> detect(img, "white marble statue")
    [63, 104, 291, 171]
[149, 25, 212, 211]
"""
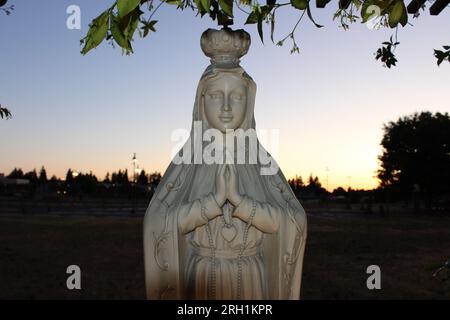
[143, 28, 307, 300]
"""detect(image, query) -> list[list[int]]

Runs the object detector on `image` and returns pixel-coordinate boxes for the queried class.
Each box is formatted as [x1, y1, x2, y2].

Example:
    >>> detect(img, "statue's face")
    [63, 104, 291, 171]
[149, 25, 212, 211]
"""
[203, 73, 248, 133]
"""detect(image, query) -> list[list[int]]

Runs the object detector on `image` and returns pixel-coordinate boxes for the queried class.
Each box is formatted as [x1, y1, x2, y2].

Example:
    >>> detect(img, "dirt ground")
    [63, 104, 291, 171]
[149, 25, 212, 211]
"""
[0, 211, 449, 299]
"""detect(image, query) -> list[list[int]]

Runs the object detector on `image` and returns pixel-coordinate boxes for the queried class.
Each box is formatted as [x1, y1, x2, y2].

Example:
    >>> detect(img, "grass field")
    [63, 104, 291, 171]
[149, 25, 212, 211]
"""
[0, 210, 449, 299]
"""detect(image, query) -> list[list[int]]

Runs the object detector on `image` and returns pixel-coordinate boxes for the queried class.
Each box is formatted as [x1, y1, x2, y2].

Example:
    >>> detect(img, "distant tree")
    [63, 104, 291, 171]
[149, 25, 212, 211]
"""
[111, 171, 118, 184]
[289, 175, 304, 189]
[38, 166, 48, 184]
[112, 170, 122, 184]
[74, 171, 98, 194]
[111, 169, 131, 185]
[7, 168, 24, 179]
[122, 169, 130, 185]
[377, 111, 450, 204]
[148, 172, 162, 186]
[103, 172, 111, 184]
[332, 186, 347, 196]
[304, 174, 328, 198]
[88, 171, 98, 182]
[47, 175, 61, 193]
[307, 174, 322, 189]
[137, 169, 148, 185]
[65, 169, 74, 184]
[24, 169, 38, 184]
[50, 175, 58, 182]
[288, 175, 305, 199]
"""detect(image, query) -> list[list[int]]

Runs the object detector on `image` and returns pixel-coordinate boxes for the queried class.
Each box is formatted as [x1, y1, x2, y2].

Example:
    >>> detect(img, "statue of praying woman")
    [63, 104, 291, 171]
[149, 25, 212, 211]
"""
[143, 28, 307, 300]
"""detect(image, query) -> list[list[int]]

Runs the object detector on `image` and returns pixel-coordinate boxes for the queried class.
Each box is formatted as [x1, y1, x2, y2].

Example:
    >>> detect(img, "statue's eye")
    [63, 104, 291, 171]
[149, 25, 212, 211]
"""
[231, 93, 244, 100]
[208, 93, 222, 99]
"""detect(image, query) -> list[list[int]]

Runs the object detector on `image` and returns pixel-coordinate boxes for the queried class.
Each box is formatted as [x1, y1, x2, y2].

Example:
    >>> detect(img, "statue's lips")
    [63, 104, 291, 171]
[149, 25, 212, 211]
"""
[219, 115, 233, 122]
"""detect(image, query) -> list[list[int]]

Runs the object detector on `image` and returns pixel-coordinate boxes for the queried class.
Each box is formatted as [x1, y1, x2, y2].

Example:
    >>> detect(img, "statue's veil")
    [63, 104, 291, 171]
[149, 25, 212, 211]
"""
[143, 53, 307, 300]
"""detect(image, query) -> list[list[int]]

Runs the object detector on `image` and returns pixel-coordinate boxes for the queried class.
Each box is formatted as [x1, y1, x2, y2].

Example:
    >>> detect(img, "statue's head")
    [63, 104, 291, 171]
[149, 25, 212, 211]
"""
[201, 71, 248, 133]
[192, 28, 256, 132]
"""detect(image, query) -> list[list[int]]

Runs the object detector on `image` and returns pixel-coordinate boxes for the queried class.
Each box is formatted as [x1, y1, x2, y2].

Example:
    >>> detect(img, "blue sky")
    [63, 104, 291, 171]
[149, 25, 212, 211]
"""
[0, 0, 449, 190]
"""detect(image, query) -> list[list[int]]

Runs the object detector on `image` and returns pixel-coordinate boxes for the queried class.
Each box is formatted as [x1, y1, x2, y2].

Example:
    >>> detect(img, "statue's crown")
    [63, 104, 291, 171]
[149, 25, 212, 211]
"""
[200, 28, 251, 68]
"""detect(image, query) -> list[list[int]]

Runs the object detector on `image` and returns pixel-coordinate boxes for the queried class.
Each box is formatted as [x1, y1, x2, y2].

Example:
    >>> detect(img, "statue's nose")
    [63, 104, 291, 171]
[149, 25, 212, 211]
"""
[222, 97, 231, 111]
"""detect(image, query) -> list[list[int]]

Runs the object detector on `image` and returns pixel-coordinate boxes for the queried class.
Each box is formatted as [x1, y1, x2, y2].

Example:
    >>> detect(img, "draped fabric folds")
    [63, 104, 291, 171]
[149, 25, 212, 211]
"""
[143, 65, 307, 299]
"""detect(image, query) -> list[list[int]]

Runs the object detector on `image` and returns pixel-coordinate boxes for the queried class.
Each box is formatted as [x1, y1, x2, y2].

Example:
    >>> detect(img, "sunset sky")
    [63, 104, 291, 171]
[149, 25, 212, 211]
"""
[0, 1, 449, 190]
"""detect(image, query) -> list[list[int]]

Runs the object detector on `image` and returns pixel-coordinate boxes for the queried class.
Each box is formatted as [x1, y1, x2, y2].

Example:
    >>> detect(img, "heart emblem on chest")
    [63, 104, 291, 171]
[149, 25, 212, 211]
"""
[221, 224, 237, 243]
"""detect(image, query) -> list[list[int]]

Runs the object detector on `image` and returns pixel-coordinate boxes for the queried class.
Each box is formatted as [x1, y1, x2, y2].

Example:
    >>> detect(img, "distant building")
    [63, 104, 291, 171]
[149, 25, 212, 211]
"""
[0, 173, 30, 186]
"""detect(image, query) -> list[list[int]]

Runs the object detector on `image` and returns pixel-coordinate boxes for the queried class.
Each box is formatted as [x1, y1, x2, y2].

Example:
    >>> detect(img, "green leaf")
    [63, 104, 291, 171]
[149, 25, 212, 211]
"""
[245, 5, 271, 24]
[245, 10, 259, 24]
[434, 48, 450, 66]
[270, 12, 275, 43]
[121, 9, 141, 39]
[117, 0, 141, 18]
[338, 0, 351, 10]
[194, 0, 207, 15]
[245, 5, 272, 43]
[257, 18, 264, 44]
[389, 0, 407, 28]
[0, 106, 12, 119]
[399, 3, 407, 27]
[141, 20, 157, 38]
[81, 10, 110, 55]
[375, 37, 400, 68]
[201, 0, 211, 12]
[111, 14, 131, 52]
[291, 0, 308, 10]
[306, 3, 323, 28]
[218, 0, 233, 17]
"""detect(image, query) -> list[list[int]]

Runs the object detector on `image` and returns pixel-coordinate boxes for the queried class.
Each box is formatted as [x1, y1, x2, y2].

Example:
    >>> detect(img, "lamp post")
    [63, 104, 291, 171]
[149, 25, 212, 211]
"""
[325, 166, 330, 210]
[132, 153, 137, 214]
[132, 153, 137, 183]
[346, 175, 352, 210]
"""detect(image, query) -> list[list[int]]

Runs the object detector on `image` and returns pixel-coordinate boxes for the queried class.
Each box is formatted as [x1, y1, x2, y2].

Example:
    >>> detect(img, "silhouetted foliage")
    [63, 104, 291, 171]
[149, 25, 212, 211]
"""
[65, 169, 74, 186]
[0, 104, 12, 119]
[38, 166, 48, 184]
[24, 169, 38, 185]
[74, 171, 98, 194]
[7, 168, 24, 179]
[148, 172, 161, 186]
[0, 0, 14, 16]
[377, 111, 450, 205]
[137, 169, 148, 185]
[111, 169, 131, 185]
[82, 0, 449, 67]
[289, 175, 304, 190]
[288, 174, 328, 200]
[332, 187, 347, 196]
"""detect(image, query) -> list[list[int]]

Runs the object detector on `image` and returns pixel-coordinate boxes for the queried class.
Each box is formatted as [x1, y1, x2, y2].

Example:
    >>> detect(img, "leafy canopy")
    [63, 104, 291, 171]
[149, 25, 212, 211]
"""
[377, 111, 450, 197]
[81, 0, 449, 67]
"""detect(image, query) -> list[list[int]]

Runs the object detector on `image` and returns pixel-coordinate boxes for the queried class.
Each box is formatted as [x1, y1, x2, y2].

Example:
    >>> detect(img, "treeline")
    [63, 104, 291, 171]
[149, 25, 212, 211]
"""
[288, 174, 377, 204]
[3, 166, 162, 199]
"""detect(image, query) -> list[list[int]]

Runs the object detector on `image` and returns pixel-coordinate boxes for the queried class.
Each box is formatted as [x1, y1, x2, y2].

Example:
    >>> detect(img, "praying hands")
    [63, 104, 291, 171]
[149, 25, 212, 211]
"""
[214, 164, 243, 208]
